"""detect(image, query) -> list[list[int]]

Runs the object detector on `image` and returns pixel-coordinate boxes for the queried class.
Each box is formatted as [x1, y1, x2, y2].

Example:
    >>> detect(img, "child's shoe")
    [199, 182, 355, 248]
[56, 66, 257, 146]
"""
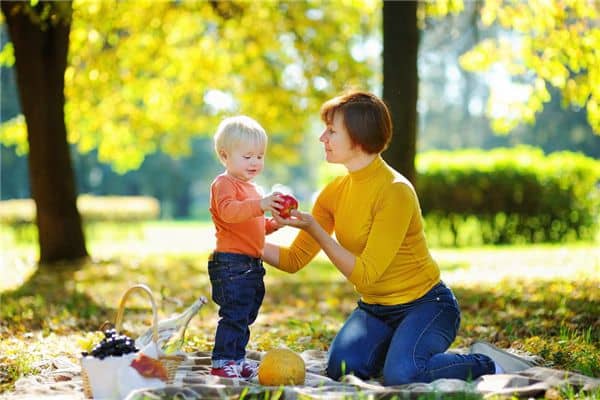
[210, 360, 241, 378]
[238, 359, 259, 379]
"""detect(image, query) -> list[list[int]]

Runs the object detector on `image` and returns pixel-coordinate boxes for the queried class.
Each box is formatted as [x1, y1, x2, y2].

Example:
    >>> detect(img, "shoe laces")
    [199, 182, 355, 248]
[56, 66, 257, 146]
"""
[239, 359, 259, 378]
[223, 361, 241, 376]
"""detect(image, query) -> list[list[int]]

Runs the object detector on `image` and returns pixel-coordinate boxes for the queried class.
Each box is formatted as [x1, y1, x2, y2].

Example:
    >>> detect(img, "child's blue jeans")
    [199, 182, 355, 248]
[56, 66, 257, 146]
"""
[327, 281, 495, 385]
[208, 251, 265, 368]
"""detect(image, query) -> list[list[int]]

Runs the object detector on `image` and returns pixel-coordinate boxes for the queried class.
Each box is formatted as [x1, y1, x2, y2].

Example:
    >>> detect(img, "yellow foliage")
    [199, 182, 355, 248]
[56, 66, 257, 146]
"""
[0, 116, 28, 154]
[0, 42, 14, 66]
[51, 0, 379, 171]
[460, 0, 600, 135]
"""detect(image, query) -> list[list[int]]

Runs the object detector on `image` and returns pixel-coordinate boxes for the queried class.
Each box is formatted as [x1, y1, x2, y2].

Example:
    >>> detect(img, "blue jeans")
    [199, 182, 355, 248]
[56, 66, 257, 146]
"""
[208, 252, 265, 367]
[327, 282, 494, 385]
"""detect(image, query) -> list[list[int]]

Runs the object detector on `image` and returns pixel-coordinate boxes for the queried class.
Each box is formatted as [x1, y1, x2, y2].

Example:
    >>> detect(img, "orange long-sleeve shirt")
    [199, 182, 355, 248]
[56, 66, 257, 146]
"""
[210, 173, 278, 258]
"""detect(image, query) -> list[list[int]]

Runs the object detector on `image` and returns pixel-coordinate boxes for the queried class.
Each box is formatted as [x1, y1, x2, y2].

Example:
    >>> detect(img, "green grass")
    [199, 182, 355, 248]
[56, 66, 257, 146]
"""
[0, 222, 599, 397]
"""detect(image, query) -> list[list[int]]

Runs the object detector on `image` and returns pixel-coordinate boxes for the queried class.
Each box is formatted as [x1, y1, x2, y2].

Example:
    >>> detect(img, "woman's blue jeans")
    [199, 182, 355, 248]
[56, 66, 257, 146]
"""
[327, 282, 494, 385]
[208, 252, 265, 367]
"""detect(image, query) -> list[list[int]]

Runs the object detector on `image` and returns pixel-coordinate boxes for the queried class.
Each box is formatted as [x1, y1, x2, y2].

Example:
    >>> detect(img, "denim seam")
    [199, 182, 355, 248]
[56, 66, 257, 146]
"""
[428, 361, 473, 375]
[412, 308, 444, 372]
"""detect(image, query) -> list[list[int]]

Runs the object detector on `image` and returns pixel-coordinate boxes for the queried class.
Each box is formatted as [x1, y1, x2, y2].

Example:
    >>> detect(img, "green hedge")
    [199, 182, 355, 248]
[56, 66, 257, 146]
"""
[417, 147, 600, 245]
[0, 195, 160, 225]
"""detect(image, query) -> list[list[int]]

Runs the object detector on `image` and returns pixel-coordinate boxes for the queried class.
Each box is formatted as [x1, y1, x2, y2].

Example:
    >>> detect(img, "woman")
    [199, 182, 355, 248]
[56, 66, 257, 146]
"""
[264, 91, 529, 385]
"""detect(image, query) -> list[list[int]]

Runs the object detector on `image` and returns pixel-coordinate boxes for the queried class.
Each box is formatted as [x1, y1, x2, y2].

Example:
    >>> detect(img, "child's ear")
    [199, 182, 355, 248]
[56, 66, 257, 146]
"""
[219, 150, 228, 161]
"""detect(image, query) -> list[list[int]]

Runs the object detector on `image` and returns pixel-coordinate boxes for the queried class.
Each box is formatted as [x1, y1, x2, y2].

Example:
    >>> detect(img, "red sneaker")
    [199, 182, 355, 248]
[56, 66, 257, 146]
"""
[210, 361, 241, 378]
[238, 359, 259, 379]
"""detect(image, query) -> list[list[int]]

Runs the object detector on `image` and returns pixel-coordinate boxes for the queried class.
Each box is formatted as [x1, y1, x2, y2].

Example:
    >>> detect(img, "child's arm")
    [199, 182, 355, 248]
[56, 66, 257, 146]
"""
[213, 179, 262, 223]
[215, 195, 262, 223]
[213, 180, 282, 223]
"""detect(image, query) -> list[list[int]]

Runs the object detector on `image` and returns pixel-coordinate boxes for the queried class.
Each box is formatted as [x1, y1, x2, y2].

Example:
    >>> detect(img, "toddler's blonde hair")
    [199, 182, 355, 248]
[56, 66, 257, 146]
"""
[214, 115, 267, 165]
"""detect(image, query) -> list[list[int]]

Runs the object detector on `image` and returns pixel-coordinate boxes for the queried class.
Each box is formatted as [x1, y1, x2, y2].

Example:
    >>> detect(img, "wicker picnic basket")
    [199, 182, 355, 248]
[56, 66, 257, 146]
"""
[81, 284, 185, 398]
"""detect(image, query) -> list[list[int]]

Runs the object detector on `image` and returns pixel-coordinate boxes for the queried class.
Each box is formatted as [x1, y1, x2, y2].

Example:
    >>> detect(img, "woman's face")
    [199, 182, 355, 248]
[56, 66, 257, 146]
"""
[319, 111, 362, 165]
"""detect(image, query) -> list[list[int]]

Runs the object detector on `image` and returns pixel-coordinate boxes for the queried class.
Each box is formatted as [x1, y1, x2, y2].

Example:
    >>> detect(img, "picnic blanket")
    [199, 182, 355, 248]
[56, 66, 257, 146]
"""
[2, 349, 599, 400]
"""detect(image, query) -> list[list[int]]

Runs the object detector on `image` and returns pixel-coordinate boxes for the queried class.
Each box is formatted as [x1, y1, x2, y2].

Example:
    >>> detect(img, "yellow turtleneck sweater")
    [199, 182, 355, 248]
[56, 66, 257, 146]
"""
[277, 156, 440, 305]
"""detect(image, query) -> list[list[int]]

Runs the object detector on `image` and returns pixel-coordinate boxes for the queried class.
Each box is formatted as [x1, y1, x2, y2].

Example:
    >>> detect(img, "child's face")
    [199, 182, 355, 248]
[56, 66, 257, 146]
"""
[222, 143, 265, 182]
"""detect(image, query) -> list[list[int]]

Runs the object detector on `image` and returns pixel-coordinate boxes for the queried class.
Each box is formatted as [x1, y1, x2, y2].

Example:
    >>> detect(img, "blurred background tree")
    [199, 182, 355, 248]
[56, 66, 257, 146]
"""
[1, 1, 87, 263]
[1, 0, 379, 262]
[459, 0, 599, 135]
[418, 0, 600, 155]
[1, 0, 599, 263]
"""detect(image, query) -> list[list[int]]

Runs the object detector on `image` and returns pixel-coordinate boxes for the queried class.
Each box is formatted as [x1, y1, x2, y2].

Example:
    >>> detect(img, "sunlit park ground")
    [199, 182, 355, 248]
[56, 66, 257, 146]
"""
[2, 221, 599, 291]
[0, 221, 599, 394]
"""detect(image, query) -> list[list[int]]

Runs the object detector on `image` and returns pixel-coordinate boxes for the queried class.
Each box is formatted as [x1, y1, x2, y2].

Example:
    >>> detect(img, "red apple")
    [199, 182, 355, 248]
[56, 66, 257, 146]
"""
[278, 194, 298, 218]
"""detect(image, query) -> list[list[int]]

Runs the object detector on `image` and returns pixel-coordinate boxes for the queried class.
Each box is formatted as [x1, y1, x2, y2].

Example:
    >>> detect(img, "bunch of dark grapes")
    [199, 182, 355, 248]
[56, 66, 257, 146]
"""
[81, 328, 139, 359]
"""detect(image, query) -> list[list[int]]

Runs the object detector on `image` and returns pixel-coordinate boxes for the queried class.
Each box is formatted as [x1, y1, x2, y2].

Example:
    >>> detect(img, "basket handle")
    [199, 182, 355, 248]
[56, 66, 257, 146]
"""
[114, 284, 159, 346]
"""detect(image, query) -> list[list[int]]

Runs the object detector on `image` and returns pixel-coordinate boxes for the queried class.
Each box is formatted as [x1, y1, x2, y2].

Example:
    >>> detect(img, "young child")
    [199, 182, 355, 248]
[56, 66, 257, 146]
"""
[208, 115, 282, 379]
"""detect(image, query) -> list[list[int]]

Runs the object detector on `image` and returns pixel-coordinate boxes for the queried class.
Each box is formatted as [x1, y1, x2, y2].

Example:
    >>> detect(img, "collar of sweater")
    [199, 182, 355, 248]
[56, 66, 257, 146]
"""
[348, 155, 384, 183]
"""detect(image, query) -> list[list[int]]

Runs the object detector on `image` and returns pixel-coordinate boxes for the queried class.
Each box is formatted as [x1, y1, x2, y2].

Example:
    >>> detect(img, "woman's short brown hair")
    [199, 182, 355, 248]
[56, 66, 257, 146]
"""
[320, 91, 392, 154]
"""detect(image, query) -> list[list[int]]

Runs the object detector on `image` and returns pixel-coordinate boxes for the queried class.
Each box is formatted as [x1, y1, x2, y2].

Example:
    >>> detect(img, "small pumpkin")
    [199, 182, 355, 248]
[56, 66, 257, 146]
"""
[258, 348, 306, 386]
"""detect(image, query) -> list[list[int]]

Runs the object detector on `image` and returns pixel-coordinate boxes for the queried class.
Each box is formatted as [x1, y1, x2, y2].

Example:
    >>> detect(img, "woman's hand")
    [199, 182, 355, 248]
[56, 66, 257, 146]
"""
[272, 209, 316, 232]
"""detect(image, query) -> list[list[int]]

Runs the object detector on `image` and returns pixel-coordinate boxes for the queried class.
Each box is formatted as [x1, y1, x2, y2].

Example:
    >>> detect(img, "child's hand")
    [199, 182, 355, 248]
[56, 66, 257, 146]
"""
[260, 192, 283, 214]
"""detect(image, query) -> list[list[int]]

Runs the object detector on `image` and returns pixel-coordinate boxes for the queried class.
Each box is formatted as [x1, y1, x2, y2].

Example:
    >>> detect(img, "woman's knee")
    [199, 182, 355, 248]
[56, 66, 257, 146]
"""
[382, 359, 425, 386]
[327, 350, 369, 380]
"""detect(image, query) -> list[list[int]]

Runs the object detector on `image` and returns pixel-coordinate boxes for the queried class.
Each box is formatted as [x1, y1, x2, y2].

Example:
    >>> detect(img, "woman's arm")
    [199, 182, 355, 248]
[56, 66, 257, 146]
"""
[273, 210, 355, 278]
[265, 182, 337, 273]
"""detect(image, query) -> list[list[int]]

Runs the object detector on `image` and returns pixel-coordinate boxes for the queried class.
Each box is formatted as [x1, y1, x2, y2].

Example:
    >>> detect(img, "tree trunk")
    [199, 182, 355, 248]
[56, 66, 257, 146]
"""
[1, 2, 88, 264]
[382, 1, 419, 186]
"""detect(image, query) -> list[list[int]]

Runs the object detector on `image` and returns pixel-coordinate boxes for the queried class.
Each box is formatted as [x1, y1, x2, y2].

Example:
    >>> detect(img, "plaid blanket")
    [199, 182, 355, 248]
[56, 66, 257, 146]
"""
[124, 350, 600, 400]
[2, 349, 598, 399]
